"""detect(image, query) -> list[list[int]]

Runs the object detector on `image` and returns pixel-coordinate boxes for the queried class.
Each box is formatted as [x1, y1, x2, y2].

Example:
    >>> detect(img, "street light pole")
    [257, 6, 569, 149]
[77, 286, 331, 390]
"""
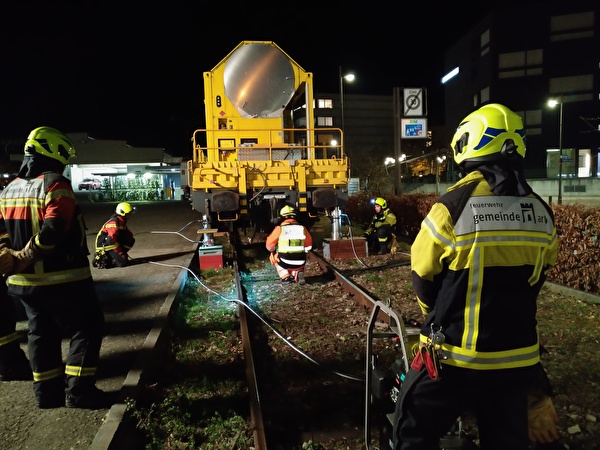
[339, 66, 355, 137]
[558, 101, 564, 205]
[398, 153, 407, 194]
[548, 98, 564, 204]
[339, 66, 345, 135]
[436, 155, 446, 196]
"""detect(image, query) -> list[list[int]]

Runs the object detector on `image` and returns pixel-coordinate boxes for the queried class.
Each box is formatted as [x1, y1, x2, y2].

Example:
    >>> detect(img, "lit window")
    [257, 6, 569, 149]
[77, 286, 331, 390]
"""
[317, 98, 333, 109]
[317, 116, 333, 126]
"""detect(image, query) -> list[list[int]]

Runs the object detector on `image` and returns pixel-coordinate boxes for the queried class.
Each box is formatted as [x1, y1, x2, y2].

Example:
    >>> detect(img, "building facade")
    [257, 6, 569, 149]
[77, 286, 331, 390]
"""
[443, 3, 599, 181]
[0, 133, 183, 200]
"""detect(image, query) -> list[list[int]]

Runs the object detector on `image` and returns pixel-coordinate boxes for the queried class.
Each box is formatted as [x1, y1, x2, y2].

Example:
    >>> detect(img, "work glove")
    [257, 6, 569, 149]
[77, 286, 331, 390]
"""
[269, 252, 279, 266]
[3, 238, 42, 275]
[0, 249, 14, 275]
[0, 238, 10, 251]
[528, 396, 560, 444]
[390, 236, 398, 255]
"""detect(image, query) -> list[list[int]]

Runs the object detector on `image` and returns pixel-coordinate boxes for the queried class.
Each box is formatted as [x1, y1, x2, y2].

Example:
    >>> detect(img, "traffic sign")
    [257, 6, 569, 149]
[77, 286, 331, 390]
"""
[401, 118, 428, 139]
[404, 88, 424, 116]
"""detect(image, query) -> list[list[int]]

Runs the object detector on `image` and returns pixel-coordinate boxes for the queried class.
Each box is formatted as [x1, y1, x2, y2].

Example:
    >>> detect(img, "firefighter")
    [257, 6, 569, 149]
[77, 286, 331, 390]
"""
[94, 202, 136, 268]
[265, 205, 312, 284]
[362, 197, 397, 255]
[392, 104, 560, 449]
[0, 126, 111, 409]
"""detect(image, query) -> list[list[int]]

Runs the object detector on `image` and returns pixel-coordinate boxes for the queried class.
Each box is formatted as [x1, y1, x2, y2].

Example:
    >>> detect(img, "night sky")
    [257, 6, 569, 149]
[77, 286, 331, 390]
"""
[0, 0, 553, 157]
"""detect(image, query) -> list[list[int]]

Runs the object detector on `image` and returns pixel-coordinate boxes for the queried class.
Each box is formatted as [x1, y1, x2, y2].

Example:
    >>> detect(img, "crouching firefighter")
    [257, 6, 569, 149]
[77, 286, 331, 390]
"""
[265, 206, 313, 284]
[94, 202, 135, 268]
[362, 197, 397, 255]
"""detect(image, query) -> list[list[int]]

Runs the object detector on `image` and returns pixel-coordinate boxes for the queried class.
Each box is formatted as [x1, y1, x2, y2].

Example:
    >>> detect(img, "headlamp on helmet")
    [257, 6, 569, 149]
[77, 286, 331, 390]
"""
[24, 126, 75, 166]
[451, 103, 526, 166]
[116, 202, 135, 216]
[370, 197, 387, 209]
[280, 205, 296, 218]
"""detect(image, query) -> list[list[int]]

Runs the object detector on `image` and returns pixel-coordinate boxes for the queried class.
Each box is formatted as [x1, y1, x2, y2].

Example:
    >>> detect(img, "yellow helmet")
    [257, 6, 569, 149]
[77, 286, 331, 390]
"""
[116, 202, 135, 216]
[371, 197, 387, 209]
[280, 205, 296, 217]
[24, 126, 75, 166]
[451, 103, 526, 166]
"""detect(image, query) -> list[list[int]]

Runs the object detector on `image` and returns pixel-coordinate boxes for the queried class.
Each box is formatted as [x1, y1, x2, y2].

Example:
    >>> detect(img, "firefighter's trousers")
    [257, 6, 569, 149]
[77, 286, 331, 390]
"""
[13, 278, 105, 398]
[393, 363, 537, 450]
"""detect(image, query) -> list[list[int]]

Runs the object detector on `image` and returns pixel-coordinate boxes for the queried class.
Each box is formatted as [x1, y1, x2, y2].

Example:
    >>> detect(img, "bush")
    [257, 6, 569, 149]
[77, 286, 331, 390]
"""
[548, 204, 600, 294]
[346, 193, 600, 295]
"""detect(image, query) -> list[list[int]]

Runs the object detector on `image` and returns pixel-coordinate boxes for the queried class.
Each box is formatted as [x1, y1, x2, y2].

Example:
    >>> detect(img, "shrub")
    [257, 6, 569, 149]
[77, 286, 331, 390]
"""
[347, 194, 599, 295]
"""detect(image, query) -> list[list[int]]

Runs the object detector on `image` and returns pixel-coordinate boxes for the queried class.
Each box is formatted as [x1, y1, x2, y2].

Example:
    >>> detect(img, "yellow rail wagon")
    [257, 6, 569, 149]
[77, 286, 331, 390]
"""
[187, 40, 350, 231]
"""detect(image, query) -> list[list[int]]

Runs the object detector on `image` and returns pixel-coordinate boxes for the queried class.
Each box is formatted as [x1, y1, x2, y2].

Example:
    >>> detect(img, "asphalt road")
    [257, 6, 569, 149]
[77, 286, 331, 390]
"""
[0, 195, 203, 450]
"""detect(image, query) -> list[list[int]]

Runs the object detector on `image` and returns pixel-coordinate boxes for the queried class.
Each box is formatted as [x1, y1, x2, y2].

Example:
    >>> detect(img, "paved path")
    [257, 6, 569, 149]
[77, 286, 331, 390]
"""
[0, 197, 202, 450]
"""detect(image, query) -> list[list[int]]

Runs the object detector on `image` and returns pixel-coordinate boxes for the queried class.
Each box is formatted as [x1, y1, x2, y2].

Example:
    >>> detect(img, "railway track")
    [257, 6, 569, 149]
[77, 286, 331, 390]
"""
[127, 226, 598, 449]
[229, 232, 424, 450]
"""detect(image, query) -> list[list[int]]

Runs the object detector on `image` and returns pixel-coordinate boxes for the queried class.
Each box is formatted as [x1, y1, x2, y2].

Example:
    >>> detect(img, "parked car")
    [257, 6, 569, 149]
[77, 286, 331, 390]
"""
[78, 178, 102, 190]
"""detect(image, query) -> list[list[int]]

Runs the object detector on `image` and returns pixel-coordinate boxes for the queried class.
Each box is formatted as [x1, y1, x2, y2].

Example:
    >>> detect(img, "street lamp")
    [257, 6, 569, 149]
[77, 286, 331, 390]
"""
[547, 98, 564, 204]
[384, 156, 396, 175]
[398, 153, 407, 193]
[339, 66, 355, 136]
[436, 155, 447, 195]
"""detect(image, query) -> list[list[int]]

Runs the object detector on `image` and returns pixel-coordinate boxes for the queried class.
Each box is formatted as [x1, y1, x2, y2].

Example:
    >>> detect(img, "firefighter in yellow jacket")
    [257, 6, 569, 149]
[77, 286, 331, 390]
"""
[265, 206, 312, 284]
[393, 104, 560, 449]
[362, 197, 396, 255]
[0, 127, 112, 409]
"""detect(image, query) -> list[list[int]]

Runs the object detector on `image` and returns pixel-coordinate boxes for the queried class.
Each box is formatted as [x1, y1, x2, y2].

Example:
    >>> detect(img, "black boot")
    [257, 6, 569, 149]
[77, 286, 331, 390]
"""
[66, 385, 116, 409]
[66, 376, 116, 409]
[35, 377, 65, 408]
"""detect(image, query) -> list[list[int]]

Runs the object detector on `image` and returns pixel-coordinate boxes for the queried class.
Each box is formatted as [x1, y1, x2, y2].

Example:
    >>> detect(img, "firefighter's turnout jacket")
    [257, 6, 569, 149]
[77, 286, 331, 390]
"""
[411, 171, 558, 371]
[95, 213, 135, 257]
[0, 173, 92, 288]
[364, 207, 397, 239]
[364, 207, 397, 254]
[266, 218, 313, 270]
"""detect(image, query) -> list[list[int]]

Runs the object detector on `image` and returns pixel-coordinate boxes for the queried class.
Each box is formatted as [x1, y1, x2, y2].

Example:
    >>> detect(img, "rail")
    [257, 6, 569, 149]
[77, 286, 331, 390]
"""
[233, 260, 268, 449]
[234, 243, 405, 449]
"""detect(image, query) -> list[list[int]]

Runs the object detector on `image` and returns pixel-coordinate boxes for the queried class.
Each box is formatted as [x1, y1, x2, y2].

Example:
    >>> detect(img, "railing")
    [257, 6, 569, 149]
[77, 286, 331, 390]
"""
[192, 127, 346, 164]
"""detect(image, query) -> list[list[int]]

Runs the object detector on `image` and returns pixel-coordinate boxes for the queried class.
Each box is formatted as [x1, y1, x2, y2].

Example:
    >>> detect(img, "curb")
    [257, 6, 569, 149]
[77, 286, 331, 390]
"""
[544, 282, 600, 305]
[89, 267, 189, 449]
